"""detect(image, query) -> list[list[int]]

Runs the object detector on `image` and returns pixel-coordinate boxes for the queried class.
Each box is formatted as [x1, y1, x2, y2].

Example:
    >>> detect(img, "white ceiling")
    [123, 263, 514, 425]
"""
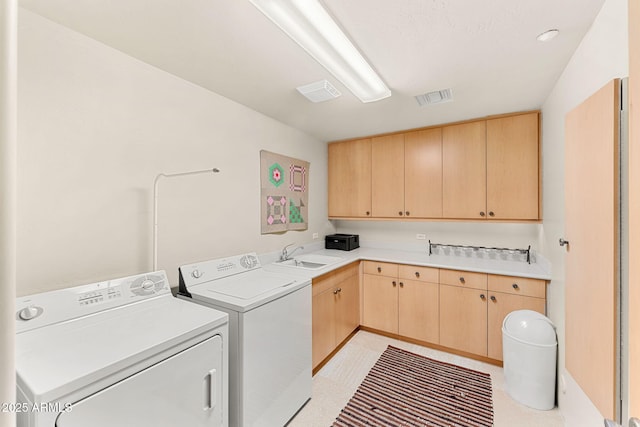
[20, 0, 605, 142]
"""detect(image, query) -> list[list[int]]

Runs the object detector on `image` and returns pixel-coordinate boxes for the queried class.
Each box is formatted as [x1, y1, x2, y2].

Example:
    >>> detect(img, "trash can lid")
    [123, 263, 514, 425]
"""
[502, 310, 557, 346]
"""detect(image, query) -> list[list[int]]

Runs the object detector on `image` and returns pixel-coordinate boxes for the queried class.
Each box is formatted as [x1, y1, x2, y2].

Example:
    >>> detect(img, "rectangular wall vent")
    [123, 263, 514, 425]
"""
[415, 88, 453, 106]
[297, 80, 341, 103]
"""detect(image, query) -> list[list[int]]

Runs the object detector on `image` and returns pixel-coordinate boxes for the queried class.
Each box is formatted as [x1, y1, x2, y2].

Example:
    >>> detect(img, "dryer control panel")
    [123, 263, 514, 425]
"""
[16, 271, 170, 333]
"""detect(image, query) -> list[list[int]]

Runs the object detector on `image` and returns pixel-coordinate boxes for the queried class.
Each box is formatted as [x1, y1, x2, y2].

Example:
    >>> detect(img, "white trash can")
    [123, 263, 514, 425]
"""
[502, 310, 557, 410]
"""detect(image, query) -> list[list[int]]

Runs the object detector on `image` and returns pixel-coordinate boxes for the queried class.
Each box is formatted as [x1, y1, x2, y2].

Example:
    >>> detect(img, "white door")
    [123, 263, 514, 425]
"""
[56, 335, 224, 427]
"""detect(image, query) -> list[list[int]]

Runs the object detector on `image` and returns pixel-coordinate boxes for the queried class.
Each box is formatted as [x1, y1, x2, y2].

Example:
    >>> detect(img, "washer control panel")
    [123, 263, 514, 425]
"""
[16, 271, 170, 333]
[180, 253, 262, 286]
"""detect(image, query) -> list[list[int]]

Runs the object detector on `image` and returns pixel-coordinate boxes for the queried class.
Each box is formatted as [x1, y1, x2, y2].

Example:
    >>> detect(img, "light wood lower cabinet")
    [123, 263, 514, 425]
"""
[486, 274, 546, 361]
[439, 269, 546, 360]
[312, 262, 359, 369]
[439, 284, 488, 355]
[359, 262, 547, 363]
[362, 262, 440, 343]
[362, 273, 399, 333]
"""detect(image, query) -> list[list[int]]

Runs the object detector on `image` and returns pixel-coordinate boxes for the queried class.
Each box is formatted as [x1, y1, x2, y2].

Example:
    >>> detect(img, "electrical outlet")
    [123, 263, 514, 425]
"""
[312, 233, 319, 239]
[416, 234, 426, 240]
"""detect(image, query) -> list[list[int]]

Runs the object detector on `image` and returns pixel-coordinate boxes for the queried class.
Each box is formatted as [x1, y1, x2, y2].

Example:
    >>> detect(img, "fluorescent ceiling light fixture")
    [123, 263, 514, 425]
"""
[250, 0, 391, 103]
[536, 29, 559, 42]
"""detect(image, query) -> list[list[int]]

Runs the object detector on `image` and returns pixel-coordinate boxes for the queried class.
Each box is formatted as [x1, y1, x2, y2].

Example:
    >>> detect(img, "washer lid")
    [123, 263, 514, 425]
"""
[209, 270, 297, 299]
[16, 295, 227, 403]
[188, 269, 309, 312]
[502, 309, 557, 346]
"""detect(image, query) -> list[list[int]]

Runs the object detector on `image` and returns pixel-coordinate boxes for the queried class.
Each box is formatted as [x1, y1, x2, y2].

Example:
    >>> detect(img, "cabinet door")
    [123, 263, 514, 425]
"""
[442, 121, 487, 219]
[439, 284, 487, 355]
[404, 129, 443, 218]
[487, 292, 545, 361]
[312, 288, 336, 368]
[362, 274, 398, 333]
[328, 139, 371, 217]
[371, 134, 405, 217]
[486, 113, 539, 220]
[398, 279, 439, 344]
[335, 274, 360, 344]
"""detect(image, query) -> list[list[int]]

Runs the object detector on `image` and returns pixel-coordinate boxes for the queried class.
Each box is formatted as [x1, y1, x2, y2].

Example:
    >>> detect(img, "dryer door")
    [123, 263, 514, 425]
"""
[56, 334, 224, 427]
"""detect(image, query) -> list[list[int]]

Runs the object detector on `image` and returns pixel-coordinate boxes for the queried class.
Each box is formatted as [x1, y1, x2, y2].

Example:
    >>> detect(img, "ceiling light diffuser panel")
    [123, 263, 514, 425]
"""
[250, 0, 391, 103]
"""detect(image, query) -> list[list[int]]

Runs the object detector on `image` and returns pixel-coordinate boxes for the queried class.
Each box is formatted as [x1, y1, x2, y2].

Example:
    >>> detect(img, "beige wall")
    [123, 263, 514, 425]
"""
[540, 0, 628, 424]
[17, 9, 334, 294]
[1, 0, 17, 425]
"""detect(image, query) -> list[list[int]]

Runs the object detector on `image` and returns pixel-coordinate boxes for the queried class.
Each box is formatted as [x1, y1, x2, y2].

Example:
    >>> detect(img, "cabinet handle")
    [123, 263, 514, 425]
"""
[333, 288, 342, 295]
[512, 283, 519, 290]
[406, 211, 410, 216]
[489, 211, 495, 217]
[392, 281, 397, 287]
[399, 211, 403, 216]
[490, 295, 496, 302]
[366, 211, 370, 216]
[399, 282, 404, 288]
[377, 267, 382, 273]
[415, 272, 420, 278]
[459, 277, 466, 284]
[480, 294, 486, 300]
[480, 211, 486, 217]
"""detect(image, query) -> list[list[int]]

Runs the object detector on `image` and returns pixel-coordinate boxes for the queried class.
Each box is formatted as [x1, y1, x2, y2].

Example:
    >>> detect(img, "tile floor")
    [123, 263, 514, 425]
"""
[288, 331, 564, 426]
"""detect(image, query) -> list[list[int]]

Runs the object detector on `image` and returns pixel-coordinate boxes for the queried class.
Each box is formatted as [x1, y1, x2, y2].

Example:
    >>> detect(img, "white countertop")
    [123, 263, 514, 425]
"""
[263, 243, 552, 281]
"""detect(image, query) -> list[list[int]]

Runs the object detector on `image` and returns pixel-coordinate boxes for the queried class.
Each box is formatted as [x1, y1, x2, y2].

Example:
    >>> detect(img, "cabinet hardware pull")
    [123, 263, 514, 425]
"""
[333, 289, 339, 295]
[480, 211, 486, 217]
[459, 277, 465, 284]
[337, 288, 342, 293]
[415, 272, 420, 278]
[399, 211, 403, 216]
[512, 283, 519, 290]
[489, 211, 495, 217]
[399, 282, 404, 287]
[490, 295, 496, 302]
[559, 238, 569, 247]
[392, 281, 397, 287]
[480, 294, 486, 300]
[377, 267, 382, 273]
[406, 211, 410, 216]
[366, 211, 370, 216]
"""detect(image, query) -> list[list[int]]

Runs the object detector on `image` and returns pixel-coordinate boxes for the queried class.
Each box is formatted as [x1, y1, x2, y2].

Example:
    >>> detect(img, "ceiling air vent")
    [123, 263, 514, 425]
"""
[296, 80, 341, 103]
[415, 88, 453, 106]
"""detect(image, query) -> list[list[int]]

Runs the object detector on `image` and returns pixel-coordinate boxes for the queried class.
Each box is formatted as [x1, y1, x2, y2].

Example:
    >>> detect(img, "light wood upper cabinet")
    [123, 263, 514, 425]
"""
[372, 134, 405, 217]
[328, 138, 371, 218]
[442, 121, 487, 219]
[486, 113, 539, 220]
[404, 128, 443, 218]
[328, 111, 540, 221]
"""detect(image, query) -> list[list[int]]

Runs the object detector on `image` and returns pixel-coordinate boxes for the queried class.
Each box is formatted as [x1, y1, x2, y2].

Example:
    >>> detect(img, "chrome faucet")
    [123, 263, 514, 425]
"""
[280, 243, 304, 262]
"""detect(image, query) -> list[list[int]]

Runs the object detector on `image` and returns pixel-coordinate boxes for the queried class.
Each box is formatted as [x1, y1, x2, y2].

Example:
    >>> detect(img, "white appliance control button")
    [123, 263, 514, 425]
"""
[191, 269, 202, 279]
[141, 280, 155, 290]
[18, 305, 42, 321]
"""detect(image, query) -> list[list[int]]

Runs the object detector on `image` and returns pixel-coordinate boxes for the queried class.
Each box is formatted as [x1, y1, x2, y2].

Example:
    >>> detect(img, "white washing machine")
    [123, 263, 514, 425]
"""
[178, 253, 311, 427]
[15, 271, 228, 427]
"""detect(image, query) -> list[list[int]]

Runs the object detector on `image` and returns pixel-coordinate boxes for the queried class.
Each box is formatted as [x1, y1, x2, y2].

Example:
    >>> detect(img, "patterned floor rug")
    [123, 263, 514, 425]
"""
[332, 346, 494, 427]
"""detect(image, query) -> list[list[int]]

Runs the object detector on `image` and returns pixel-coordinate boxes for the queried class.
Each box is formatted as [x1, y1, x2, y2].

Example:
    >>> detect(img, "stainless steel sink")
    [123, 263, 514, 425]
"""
[276, 254, 343, 270]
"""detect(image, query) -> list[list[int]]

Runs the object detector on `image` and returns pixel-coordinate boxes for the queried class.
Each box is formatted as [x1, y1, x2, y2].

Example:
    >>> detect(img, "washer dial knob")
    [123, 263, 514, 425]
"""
[191, 269, 203, 279]
[19, 305, 42, 321]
